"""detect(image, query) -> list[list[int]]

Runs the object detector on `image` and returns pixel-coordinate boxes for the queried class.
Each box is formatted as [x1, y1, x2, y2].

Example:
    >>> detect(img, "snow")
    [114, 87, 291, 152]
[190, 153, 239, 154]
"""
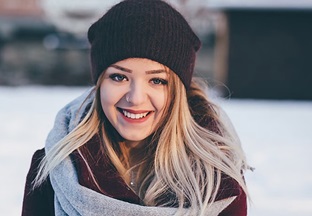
[0, 86, 311, 215]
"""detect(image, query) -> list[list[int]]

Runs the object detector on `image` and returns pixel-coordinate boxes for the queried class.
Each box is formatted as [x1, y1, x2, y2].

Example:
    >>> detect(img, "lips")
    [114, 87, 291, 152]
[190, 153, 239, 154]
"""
[118, 108, 152, 120]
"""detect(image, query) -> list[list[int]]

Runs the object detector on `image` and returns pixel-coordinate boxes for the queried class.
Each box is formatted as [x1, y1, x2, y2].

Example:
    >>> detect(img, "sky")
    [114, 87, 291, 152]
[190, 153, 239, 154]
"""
[208, 0, 312, 7]
[0, 86, 311, 215]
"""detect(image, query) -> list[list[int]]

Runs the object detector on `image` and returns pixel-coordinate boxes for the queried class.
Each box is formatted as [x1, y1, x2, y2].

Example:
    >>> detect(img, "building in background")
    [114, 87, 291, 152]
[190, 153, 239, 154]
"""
[0, 0, 92, 86]
[0, 0, 41, 16]
[0, 0, 45, 40]
[0, 0, 217, 87]
[1, 0, 311, 100]
[210, 0, 312, 100]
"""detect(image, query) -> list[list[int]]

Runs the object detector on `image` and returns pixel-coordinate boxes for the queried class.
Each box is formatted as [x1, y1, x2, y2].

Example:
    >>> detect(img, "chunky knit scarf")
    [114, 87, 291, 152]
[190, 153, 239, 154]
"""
[45, 88, 236, 216]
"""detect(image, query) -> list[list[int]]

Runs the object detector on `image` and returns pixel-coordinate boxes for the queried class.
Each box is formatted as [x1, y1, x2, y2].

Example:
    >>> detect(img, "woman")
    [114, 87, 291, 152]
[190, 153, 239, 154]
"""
[22, 0, 249, 215]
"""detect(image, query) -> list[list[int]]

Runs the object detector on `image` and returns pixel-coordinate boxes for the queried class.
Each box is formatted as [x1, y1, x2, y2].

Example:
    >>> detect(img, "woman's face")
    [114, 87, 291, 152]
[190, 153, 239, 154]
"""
[100, 58, 169, 148]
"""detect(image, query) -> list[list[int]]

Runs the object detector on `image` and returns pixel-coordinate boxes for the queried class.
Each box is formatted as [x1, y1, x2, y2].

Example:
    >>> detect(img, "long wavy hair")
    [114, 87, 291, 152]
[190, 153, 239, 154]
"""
[34, 67, 248, 216]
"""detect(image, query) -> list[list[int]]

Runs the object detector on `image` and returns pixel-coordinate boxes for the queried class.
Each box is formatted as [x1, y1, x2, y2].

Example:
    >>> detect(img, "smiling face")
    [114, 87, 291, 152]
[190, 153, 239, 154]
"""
[100, 58, 169, 148]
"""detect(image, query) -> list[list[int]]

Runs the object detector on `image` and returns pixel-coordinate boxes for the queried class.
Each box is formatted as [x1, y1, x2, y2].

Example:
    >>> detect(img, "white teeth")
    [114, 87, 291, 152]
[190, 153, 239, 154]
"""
[122, 110, 149, 119]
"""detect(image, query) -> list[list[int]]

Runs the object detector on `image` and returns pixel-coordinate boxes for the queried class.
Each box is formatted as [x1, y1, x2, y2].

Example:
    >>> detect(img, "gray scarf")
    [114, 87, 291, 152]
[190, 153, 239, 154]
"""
[45, 88, 236, 216]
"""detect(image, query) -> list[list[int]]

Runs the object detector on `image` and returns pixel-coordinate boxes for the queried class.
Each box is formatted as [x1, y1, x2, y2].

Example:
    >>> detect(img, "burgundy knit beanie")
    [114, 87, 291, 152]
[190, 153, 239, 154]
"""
[88, 0, 201, 89]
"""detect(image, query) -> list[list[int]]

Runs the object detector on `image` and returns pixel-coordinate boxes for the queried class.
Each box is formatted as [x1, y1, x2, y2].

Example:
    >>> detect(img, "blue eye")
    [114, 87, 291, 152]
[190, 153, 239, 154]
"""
[151, 78, 168, 85]
[109, 73, 128, 82]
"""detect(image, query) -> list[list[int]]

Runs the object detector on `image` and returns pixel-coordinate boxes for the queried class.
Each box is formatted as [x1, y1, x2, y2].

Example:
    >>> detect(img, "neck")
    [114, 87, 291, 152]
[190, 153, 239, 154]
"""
[124, 140, 141, 149]
[122, 142, 147, 192]
[124, 143, 146, 167]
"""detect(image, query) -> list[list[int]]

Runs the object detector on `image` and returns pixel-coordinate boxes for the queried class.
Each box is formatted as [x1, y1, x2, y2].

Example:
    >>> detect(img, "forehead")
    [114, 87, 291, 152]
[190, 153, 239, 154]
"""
[111, 58, 167, 72]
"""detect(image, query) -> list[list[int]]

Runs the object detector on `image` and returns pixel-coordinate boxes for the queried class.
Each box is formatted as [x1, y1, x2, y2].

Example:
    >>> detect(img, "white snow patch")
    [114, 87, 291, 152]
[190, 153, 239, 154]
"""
[0, 86, 311, 215]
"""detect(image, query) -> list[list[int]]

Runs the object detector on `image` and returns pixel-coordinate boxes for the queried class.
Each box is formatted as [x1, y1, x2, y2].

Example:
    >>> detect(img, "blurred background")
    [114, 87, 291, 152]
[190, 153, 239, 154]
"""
[0, 0, 312, 215]
[1, 0, 312, 99]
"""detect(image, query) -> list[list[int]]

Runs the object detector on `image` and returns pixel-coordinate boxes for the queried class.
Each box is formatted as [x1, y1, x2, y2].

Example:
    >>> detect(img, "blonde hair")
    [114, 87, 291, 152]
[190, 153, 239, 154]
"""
[34, 69, 248, 216]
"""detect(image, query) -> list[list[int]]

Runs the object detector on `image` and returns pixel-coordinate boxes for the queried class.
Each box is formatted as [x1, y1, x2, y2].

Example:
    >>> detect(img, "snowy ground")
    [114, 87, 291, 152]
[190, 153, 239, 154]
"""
[0, 86, 311, 216]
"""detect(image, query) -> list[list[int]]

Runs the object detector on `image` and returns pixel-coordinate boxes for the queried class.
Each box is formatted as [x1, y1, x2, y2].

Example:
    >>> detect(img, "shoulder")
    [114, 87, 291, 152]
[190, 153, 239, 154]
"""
[218, 189, 247, 216]
[30, 149, 46, 168]
[217, 174, 247, 216]
[23, 149, 46, 186]
[22, 149, 55, 216]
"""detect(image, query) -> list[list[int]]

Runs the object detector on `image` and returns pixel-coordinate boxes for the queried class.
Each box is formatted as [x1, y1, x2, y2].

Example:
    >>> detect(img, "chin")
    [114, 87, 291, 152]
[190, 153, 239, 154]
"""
[124, 136, 146, 142]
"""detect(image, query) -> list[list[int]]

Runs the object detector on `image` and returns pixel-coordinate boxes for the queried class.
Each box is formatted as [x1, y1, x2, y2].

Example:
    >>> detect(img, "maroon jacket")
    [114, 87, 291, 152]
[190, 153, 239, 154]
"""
[22, 136, 247, 216]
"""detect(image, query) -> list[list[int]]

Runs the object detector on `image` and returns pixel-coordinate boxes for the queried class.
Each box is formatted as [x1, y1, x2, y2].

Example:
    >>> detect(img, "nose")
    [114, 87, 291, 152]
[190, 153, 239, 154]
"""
[126, 82, 147, 105]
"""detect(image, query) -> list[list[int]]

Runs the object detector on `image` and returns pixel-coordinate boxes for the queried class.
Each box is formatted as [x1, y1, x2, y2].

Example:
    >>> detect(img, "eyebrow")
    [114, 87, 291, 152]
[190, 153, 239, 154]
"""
[146, 69, 167, 74]
[110, 64, 167, 74]
[110, 64, 132, 73]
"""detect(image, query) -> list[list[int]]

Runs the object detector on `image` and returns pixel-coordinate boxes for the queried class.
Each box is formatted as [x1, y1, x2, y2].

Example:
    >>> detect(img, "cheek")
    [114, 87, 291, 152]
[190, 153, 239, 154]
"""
[99, 84, 118, 113]
[100, 86, 109, 108]
[152, 91, 167, 113]
[100, 83, 127, 121]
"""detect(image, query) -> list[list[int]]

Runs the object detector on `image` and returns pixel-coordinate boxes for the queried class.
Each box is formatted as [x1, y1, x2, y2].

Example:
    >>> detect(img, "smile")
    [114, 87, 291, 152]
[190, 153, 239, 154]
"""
[118, 108, 151, 120]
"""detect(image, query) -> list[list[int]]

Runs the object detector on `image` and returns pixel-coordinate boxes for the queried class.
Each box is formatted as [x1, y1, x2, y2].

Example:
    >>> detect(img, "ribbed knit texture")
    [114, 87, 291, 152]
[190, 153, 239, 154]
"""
[88, 0, 201, 89]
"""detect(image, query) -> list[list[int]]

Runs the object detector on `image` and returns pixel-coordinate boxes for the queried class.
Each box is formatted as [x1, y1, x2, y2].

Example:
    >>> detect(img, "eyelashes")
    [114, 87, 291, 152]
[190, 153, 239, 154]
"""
[109, 73, 128, 82]
[150, 78, 168, 85]
[109, 73, 168, 85]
